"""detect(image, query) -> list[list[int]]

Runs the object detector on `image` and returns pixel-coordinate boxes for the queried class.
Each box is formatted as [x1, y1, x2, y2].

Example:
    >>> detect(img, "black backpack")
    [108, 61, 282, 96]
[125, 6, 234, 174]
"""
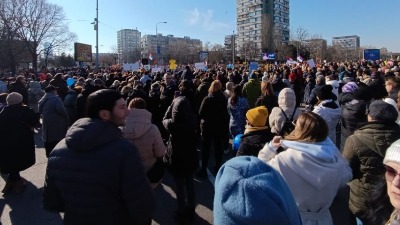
[278, 107, 297, 137]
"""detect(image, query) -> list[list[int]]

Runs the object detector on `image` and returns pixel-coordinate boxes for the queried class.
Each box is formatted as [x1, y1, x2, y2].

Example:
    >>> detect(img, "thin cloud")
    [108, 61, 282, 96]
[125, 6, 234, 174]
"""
[186, 8, 229, 31]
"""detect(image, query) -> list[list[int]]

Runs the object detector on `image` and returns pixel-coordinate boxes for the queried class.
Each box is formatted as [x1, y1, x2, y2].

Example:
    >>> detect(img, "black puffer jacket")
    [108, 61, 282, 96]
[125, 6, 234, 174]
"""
[236, 128, 274, 157]
[43, 118, 155, 225]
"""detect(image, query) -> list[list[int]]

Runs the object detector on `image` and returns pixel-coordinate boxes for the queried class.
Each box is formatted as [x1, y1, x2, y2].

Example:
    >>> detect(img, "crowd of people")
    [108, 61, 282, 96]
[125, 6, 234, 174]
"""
[0, 60, 400, 224]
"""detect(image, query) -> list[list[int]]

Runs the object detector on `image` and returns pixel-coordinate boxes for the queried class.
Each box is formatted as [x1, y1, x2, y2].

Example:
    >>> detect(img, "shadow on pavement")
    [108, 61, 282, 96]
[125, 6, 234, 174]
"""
[1, 181, 63, 225]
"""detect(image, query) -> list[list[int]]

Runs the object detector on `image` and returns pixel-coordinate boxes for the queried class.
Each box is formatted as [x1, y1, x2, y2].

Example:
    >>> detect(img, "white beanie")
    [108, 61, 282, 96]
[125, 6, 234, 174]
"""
[384, 139, 400, 165]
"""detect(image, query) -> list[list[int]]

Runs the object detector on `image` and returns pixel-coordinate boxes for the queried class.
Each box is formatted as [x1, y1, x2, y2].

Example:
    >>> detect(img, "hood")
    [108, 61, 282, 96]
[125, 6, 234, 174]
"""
[29, 81, 42, 89]
[38, 92, 58, 103]
[354, 122, 400, 157]
[123, 108, 152, 138]
[278, 88, 296, 108]
[65, 118, 122, 152]
[281, 138, 347, 190]
[326, 80, 339, 88]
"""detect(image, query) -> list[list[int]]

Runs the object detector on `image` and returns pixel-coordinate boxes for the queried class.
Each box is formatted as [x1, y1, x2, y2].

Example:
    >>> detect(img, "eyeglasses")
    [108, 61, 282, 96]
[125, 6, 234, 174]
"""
[292, 120, 297, 126]
[384, 165, 400, 182]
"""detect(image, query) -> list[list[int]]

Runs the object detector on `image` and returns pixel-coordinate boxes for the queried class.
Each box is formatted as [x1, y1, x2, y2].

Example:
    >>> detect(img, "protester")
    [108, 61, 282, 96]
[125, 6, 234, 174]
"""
[0, 92, 39, 194]
[259, 111, 352, 225]
[242, 71, 261, 108]
[227, 85, 249, 138]
[384, 139, 400, 224]
[27, 80, 45, 113]
[198, 80, 229, 177]
[39, 85, 69, 157]
[43, 89, 155, 225]
[123, 97, 166, 188]
[343, 100, 400, 225]
[214, 156, 302, 225]
[162, 89, 198, 223]
[236, 106, 274, 157]
[8, 75, 28, 104]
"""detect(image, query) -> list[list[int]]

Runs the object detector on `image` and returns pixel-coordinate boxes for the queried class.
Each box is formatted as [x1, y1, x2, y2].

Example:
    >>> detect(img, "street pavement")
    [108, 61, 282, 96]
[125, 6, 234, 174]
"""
[0, 131, 218, 225]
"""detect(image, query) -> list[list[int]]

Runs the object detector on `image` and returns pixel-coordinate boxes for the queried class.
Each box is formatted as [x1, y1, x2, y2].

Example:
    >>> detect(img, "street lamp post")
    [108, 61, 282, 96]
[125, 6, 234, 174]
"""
[156, 21, 167, 65]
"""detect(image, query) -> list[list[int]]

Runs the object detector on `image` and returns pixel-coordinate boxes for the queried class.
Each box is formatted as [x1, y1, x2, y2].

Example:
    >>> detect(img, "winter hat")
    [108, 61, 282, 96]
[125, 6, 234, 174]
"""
[384, 139, 400, 165]
[342, 82, 358, 93]
[45, 85, 58, 93]
[246, 106, 268, 127]
[6, 92, 23, 105]
[316, 85, 333, 100]
[214, 156, 302, 225]
[353, 86, 371, 101]
[368, 100, 398, 123]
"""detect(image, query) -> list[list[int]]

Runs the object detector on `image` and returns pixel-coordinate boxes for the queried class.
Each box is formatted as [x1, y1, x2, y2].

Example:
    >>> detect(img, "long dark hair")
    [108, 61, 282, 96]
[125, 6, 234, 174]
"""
[229, 85, 242, 105]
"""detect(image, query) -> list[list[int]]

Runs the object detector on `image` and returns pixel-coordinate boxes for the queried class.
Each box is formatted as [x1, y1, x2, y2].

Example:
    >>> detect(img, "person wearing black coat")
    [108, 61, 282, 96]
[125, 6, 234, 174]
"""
[340, 86, 372, 151]
[198, 80, 229, 176]
[162, 92, 198, 223]
[8, 75, 29, 104]
[43, 90, 155, 225]
[236, 106, 274, 157]
[0, 92, 39, 194]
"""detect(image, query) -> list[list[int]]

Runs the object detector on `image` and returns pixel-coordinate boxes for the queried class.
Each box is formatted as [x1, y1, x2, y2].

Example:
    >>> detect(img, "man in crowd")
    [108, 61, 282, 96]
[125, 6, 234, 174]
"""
[43, 89, 155, 225]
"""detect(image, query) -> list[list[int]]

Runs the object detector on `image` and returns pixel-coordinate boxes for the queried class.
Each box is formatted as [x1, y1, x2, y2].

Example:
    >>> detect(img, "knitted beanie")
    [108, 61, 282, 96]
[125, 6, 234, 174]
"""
[246, 106, 268, 127]
[214, 156, 302, 225]
[368, 100, 398, 123]
[341, 82, 358, 93]
[6, 92, 23, 105]
[384, 139, 400, 165]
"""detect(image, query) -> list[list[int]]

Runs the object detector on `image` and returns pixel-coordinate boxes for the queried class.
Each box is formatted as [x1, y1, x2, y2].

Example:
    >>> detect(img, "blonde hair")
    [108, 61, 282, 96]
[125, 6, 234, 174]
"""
[208, 80, 222, 94]
[261, 81, 274, 96]
[285, 112, 328, 143]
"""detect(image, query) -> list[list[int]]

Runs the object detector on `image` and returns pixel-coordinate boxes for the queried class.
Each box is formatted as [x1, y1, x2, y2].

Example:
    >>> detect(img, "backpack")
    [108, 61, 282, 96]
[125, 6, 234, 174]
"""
[278, 107, 297, 137]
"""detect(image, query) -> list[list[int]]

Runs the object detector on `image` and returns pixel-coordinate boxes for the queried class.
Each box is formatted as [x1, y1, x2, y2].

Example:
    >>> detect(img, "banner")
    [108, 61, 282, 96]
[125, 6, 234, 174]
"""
[364, 49, 380, 61]
[199, 51, 209, 62]
[307, 59, 316, 68]
[249, 61, 258, 71]
[262, 53, 275, 61]
[195, 62, 207, 71]
[123, 62, 140, 71]
[74, 42, 92, 62]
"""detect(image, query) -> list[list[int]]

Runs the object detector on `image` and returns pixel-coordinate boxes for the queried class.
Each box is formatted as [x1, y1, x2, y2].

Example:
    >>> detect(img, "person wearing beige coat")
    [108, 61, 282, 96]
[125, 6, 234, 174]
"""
[269, 88, 302, 135]
[123, 107, 166, 187]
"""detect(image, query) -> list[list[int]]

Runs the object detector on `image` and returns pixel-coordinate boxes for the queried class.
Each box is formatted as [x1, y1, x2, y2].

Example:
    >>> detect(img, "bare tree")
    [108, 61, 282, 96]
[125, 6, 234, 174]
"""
[16, 0, 76, 71]
[0, 0, 30, 74]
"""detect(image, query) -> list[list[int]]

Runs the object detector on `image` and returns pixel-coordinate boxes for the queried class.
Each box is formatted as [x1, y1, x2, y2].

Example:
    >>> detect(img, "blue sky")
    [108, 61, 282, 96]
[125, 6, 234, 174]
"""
[48, 0, 400, 54]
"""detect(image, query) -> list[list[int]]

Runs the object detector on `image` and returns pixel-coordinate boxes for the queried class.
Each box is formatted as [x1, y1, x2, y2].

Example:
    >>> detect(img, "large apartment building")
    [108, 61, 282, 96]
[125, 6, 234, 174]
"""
[117, 29, 141, 63]
[236, 0, 290, 60]
[332, 35, 360, 50]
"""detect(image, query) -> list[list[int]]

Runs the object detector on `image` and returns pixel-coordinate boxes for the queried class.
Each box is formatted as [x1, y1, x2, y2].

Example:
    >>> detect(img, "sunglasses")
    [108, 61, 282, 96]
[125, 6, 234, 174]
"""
[384, 164, 400, 182]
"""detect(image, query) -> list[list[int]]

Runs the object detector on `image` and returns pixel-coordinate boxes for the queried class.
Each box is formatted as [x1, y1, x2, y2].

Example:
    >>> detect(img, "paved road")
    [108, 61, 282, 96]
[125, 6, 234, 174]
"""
[0, 132, 218, 225]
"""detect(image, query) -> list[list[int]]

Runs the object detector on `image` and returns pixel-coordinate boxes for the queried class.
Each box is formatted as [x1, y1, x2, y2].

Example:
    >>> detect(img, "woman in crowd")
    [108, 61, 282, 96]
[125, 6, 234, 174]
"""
[227, 85, 249, 138]
[269, 87, 302, 136]
[198, 80, 229, 176]
[163, 89, 198, 223]
[383, 139, 400, 224]
[123, 97, 166, 189]
[258, 112, 352, 225]
[0, 92, 39, 194]
[255, 80, 278, 116]
[312, 85, 341, 145]
[27, 80, 45, 113]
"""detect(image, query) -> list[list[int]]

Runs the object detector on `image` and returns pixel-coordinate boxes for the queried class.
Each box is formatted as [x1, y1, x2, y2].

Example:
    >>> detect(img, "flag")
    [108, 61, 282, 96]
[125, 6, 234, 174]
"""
[297, 55, 304, 63]
[286, 56, 293, 61]
[149, 53, 153, 61]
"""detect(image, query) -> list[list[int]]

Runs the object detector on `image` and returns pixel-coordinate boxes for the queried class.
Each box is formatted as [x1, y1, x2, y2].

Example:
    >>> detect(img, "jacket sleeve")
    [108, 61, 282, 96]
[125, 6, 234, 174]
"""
[121, 145, 155, 223]
[342, 136, 360, 179]
[152, 125, 166, 158]
[43, 170, 65, 212]
[258, 142, 278, 162]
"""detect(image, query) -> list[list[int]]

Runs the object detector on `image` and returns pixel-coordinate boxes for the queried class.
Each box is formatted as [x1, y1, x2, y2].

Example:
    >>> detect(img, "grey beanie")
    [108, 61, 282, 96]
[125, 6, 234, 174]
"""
[6, 92, 23, 105]
[368, 100, 398, 123]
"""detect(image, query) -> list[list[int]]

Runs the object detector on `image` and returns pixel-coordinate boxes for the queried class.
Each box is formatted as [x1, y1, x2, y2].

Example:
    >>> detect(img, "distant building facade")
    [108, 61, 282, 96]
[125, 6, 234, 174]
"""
[117, 29, 141, 63]
[141, 34, 202, 64]
[332, 35, 360, 50]
[236, 0, 290, 60]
